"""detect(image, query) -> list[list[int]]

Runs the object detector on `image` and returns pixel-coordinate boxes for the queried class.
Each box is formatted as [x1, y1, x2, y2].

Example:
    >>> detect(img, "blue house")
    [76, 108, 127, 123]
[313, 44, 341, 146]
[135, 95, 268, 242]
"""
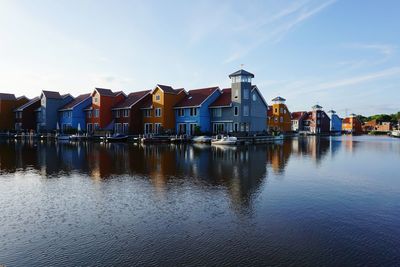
[59, 93, 92, 133]
[35, 91, 74, 132]
[174, 87, 221, 135]
[327, 110, 342, 133]
[209, 69, 268, 134]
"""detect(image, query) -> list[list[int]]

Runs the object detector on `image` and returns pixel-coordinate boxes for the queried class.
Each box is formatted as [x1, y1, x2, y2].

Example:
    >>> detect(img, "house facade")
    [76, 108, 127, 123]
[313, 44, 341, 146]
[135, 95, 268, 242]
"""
[174, 87, 221, 135]
[209, 69, 268, 134]
[85, 88, 126, 133]
[14, 97, 41, 132]
[0, 93, 28, 131]
[327, 110, 342, 133]
[342, 114, 363, 134]
[267, 96, 292, 132]
[36, 91, 74, 132]
[302, 105, 330, 134]
[58, 93, 92, 133]
[291, 111, 307, 132]
[141, 85, 187, 134]
[112, 90, 151, 134]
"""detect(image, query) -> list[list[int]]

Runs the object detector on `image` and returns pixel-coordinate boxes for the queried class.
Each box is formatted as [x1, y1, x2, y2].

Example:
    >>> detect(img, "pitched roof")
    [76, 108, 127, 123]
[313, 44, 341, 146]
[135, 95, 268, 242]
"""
[312, 104, 323, 109]
[42, 90, 62, 99]
[156, 84, 176, 94]
[229, 69, 255, 78]
[291, 111, 307, 120]
[272, 96, 286, 102]
[59, 93, 91, 111]
[175, 87, 219, 108]
[15, 97, 40, 111]
[16, 96, 28, 101]
[327, 110, 336, 114]
[251, 85, 268, 108]
[0, 93, 16, 100]
[209, 88, 232, 107]
[113, 90, 151, 109]
[95, 88, 115, 96]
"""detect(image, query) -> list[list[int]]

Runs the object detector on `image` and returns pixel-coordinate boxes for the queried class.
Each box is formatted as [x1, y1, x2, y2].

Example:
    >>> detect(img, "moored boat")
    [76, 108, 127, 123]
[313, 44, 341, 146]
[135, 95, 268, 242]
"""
[106, 134, 128, 142]
[192, 136, 212, 144]
[211, 136, 237, 145]
[390, 130, 400, 138]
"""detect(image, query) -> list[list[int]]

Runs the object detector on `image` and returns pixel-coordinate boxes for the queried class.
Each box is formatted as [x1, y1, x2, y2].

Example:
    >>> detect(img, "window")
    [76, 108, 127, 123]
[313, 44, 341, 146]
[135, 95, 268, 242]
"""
[94, 123, 99, 130]
[87, 123, 93, 133]
[234, 89, 239, 98]
[253, 93, 257, 101]
[243, 105, 249, 116]
[115, 110, 120, 118]
[155, 123, 162, 134]
[94, 97, 99, 103]
[88, 110, 92, 118]
[280, 117, 283, 123]
[213, 108, 222, 117]
[189, 124, 197, 135]
[94, 109, 99, 118]
[234, 106, 239, 116]
[284, 109, 287, 114]
[114, 123, 122, 133]
[178, 108, 184, 117]
[123, 109, 130, 117]
[144, 109, 151, 117]
[190, 108, 197, 116]
[155, 95, 160, 101]
[244, 89, 249, 99]
[123, 123, 129, 133]
[234, 123, 239, 132]
[155, 108, 162, 117]
[274, 117, 278, 122]
[275, 108, 278, 113]
[280, 108, 283, 113]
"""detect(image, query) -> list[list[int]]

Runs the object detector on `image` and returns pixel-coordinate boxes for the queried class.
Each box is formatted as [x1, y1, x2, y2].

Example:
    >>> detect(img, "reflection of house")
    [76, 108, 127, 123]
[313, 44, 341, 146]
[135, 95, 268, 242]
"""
[267, 96, 292, 132]
[174, 87, 221, 135]
[302, 105, 330, 134]
[141, 85, 187, 134]
[291, 111, 307, 132]
[112, 90, 151, 134]
[342, 114, 362, 134]
[58, 93, 91, 133]
[327, 110, 342, 133]
[85, 88, 126, 133]
[0, 93, 28, 131]
[209, 69, 268, 134]
[14, 97, 41, 132]
[36, 91, 74, 132]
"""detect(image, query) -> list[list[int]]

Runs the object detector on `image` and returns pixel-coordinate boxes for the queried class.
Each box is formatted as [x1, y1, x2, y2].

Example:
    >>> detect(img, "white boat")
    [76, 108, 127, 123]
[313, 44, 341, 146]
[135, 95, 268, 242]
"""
[192, 136, 212, 143]
[390, 130, 400, 137]
[211, 136, 237, 145]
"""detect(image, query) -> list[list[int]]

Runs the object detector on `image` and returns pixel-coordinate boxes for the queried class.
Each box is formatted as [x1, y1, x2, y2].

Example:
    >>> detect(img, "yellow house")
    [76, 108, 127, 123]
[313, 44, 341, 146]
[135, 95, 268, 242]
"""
[267, 96, 292, 132]
[141, 84, 186, 134]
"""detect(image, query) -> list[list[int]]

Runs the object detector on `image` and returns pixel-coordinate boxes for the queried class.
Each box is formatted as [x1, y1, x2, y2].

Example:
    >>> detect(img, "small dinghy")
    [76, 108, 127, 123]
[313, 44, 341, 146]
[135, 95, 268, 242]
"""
[211, 136, 237, 145]
[192, 136, 212, 144]
[106, 134, 128, 142]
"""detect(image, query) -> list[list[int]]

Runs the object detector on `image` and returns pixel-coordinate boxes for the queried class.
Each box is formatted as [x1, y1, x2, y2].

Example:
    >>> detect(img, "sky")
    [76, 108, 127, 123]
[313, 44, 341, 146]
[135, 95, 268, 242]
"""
[0, 0, 399, 116]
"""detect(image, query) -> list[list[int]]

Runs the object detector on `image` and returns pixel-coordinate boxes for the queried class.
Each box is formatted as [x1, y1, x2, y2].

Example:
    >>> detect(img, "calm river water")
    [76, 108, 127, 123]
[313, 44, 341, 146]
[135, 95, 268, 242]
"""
[0, 136, 399, 266]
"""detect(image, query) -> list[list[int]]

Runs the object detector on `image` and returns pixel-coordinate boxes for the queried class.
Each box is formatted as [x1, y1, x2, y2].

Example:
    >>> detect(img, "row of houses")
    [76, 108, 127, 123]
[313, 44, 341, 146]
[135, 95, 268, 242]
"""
[0, 68, 370, 136]
[1, 69, 270, 135]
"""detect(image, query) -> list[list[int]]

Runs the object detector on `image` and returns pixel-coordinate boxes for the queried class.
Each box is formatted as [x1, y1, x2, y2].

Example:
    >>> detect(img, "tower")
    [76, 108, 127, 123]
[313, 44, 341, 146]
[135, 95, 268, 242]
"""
[228, 69, 254, 132]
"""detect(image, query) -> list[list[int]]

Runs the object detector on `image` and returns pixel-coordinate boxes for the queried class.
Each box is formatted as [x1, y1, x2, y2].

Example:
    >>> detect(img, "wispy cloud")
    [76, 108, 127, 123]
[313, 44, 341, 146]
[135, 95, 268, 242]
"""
[224, 0, 337, 63]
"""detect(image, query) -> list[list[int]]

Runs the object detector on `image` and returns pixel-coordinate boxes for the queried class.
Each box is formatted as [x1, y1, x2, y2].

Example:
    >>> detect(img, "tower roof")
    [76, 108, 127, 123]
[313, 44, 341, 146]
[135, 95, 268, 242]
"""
[312, 104, 323, 109]
[228, 69, 255, 78]
[272, 96, 286, 102]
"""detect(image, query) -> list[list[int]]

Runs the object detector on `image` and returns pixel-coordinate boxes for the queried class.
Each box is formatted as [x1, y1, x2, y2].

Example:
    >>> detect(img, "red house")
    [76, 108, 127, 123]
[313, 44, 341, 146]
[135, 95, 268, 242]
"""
[111, 90, 151, 134]
[85, 88, 126, 133]
[14, 97, 41, 132]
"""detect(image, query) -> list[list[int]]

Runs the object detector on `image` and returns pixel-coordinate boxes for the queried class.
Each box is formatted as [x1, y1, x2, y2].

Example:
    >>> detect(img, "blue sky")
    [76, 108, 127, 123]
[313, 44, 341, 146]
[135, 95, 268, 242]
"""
[0, 0, 399, 116]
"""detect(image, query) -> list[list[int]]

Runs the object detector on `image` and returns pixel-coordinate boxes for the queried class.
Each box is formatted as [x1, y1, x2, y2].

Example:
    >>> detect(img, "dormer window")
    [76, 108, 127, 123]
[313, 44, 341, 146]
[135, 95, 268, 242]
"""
[155, 95, 160, 101]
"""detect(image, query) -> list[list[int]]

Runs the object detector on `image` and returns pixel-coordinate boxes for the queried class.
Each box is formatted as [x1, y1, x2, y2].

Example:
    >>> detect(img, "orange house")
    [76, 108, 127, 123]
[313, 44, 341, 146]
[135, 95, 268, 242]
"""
[141, 85, 186, 134]
[342, 114, 363, 134]
[267, 96, 292, 132]
[85, 88, 126, 133]
[0, 93, 29, 131]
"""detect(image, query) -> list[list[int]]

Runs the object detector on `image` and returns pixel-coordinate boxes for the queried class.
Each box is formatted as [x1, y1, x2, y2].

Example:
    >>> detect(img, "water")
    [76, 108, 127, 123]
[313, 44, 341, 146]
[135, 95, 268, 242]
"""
[0, 136, 399, 266]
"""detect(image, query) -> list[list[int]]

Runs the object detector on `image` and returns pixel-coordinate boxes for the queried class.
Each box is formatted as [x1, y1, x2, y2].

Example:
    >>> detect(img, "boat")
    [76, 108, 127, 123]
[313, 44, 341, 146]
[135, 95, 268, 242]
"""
[390, 130, 400, 138]
[192, 136, 212, 144]
[106, 134, 128, 142]
[211, 136, 237, 145]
